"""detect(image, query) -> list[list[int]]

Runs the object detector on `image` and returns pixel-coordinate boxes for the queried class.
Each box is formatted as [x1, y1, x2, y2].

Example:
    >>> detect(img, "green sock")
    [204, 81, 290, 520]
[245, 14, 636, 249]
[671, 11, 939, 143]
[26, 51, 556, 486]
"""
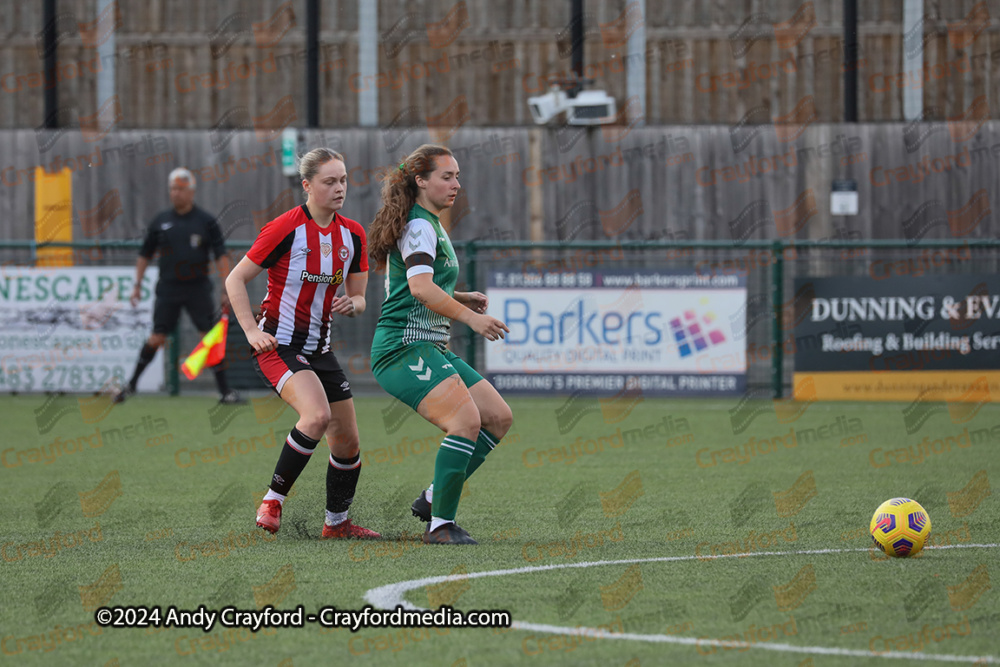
[431, 435, 476, 521]
[465, 428, 499, 479]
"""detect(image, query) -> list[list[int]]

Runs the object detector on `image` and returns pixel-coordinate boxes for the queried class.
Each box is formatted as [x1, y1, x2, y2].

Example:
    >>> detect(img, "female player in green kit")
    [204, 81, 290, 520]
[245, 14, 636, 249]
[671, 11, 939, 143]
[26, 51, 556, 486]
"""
[368, 144, 513, 545]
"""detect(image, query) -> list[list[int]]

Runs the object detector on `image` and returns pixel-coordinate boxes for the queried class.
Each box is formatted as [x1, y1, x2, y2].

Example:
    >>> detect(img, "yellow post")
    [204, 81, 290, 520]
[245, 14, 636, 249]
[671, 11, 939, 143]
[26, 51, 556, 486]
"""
[34, 166, 73, 266]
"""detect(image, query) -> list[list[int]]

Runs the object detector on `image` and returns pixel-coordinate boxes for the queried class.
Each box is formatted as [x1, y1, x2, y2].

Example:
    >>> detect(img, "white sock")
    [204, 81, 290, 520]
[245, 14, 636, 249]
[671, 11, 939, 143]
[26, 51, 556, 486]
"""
[263, 489, 286, 504]
[325, 510, 348, 526]
[426, 484, 434, 503]
[430, 516, 454, 532]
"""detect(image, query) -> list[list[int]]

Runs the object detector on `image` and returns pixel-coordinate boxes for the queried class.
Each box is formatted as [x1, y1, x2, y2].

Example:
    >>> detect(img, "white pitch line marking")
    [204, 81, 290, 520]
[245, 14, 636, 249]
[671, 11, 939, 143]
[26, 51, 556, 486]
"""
[365, 543, 999, 664]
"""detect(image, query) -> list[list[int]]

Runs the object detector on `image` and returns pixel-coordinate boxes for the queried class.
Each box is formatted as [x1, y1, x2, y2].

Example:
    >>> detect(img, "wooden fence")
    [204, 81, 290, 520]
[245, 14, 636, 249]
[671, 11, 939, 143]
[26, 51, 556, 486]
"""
[2, 0, 999, 127]
[1, 122, 996, 246]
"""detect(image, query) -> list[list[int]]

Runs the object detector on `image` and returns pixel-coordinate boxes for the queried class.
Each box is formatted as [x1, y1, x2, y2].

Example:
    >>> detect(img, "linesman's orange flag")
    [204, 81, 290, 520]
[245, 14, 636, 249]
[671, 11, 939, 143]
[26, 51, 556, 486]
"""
[181, 308, 229, 380]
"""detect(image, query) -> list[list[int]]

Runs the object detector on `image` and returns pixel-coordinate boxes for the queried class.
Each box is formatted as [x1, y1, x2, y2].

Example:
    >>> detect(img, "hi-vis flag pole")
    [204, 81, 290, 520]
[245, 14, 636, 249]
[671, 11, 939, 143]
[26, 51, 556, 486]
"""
[181, 308, 229, 380]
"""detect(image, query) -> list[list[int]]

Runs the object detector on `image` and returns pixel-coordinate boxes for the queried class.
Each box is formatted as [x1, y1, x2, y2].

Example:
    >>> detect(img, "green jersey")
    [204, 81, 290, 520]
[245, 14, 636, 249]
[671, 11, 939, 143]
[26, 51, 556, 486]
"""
[371, 204, 460, 364]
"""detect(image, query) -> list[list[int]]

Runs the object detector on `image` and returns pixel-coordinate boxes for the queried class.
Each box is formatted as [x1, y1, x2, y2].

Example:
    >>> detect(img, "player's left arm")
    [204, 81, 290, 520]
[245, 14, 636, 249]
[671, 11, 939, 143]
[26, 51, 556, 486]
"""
[215, 254, 233, 308]
[454, 290, 488, 313]
[206, 217, 232, 307]
[331, 220, 368, 317]
[332, 272, 367, 317]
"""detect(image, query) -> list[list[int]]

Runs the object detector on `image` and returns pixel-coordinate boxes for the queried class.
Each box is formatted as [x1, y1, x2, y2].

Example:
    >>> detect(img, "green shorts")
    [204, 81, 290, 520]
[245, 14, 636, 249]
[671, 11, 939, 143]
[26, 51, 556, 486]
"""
[371, 342, 484, 411]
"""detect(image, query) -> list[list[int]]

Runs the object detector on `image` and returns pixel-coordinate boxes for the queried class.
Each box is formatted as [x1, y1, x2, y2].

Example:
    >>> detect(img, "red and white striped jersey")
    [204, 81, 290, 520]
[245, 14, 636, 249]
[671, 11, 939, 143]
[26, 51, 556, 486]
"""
[247, 205, 368, 354]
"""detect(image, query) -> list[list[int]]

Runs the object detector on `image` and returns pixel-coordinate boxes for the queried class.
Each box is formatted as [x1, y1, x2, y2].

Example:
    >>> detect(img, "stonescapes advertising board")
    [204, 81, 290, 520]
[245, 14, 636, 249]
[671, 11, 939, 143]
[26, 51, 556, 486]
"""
[485, 269, 747, 395]
[0, 266, 162, 393]
[791, 275, 1000, 401]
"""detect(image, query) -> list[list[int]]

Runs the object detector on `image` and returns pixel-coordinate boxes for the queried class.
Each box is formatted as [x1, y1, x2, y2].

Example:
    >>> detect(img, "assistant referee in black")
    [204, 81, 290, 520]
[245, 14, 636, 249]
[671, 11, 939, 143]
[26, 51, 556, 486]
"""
[114, 167, 243, 404]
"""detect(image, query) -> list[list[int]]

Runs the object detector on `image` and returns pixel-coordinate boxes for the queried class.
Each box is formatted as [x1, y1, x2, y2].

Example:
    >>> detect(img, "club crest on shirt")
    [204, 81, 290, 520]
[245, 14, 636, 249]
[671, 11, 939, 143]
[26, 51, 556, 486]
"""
[338, 245, 349, 261]
[296, 354, 309, 365]
[320, 242, 333, 257]
[190, 233, 201, 248]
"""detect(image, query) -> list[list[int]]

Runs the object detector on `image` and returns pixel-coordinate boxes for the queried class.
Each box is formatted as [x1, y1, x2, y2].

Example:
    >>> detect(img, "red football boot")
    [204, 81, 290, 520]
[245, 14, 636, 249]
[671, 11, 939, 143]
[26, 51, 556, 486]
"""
[255, 499, 282, 534]
[321, 519, 381, 539]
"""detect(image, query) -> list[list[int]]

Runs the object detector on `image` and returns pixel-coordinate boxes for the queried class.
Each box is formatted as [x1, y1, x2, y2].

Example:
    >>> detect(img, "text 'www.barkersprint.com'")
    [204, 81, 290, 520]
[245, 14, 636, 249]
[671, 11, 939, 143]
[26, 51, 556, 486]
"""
[95, 605, 512, 633]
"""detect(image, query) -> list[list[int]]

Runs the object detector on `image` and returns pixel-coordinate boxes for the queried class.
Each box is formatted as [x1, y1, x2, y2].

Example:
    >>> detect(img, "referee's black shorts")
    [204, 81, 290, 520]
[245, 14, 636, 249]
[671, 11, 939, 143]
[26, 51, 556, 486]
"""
[152, 280, 217, 334]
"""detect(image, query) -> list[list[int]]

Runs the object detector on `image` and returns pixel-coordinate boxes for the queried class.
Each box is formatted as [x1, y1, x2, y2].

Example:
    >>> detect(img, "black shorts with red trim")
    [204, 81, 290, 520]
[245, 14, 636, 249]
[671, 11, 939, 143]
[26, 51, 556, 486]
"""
[252, 345, 353, 403]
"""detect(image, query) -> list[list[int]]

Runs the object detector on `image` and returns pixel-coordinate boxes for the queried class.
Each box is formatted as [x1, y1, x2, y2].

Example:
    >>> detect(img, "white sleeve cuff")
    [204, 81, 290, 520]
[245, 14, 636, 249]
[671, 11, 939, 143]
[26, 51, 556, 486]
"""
[406, 265, 434, 279]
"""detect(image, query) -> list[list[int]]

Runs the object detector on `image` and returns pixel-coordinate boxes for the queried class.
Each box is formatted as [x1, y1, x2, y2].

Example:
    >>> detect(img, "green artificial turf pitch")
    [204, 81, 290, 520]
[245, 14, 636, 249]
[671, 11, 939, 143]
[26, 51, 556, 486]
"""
[1, 394, 997, 666]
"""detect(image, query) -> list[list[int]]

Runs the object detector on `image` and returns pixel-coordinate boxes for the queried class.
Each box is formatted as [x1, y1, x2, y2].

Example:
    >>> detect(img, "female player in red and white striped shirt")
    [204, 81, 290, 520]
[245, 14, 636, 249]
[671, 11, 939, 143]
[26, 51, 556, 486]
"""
[226, 148, 379, 539]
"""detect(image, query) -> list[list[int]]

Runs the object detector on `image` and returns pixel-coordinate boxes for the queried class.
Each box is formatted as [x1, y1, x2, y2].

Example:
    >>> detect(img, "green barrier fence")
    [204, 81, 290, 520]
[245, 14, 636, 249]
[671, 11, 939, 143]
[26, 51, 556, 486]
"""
[2, 239, 998, 398]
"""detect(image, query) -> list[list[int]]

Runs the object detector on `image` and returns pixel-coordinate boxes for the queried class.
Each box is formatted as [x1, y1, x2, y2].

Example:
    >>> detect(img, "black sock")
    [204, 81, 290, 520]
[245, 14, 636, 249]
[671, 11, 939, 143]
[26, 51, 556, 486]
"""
[326, 453, 361, 513]
[269, 428, 319, 495]
[212, 364, 232, 394]
[128, 344, 158, 389]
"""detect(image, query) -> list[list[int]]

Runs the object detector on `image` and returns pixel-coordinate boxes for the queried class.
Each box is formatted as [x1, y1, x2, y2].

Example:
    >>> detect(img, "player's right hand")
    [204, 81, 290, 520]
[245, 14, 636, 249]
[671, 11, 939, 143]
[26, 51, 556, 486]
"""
[472, 314, 509, 342]
[246, 329, 278, 354]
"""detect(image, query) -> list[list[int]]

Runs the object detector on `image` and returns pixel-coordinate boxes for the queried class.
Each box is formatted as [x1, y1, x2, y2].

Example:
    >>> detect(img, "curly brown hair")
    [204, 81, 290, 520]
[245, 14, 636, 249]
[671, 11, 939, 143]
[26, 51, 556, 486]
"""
[368, 144, 454, 271]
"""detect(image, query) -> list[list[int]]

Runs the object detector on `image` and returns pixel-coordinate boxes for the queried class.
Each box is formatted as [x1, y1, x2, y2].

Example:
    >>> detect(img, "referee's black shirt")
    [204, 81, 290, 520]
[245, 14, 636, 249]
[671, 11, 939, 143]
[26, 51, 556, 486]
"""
[139, 206, 226, 283]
